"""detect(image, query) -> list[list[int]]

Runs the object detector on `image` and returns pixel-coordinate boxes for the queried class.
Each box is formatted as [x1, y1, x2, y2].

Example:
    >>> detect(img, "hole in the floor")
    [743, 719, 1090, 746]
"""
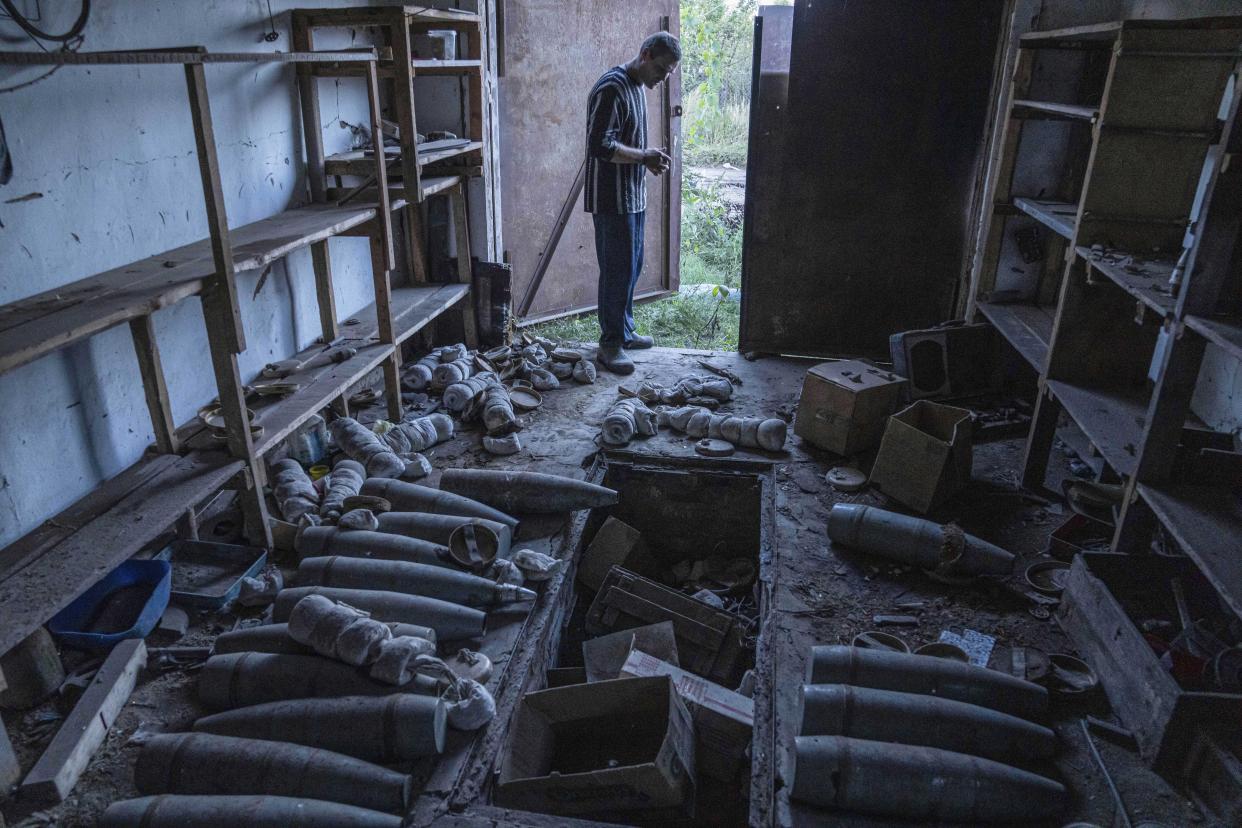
[541, 455, 774, 825]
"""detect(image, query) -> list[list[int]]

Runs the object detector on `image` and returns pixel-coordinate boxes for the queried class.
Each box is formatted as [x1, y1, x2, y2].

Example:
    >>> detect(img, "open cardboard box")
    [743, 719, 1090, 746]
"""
[869, 400, 972, 513]
[495, 675, 696, 822]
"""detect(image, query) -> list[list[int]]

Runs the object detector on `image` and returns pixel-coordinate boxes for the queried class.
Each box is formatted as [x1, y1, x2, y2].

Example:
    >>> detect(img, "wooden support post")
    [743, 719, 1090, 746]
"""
[393, 12, 425, 206]
[184, 62, 271, 548]
[0, 713, 18, 794]
[364, 59, 395, 270]
[310, 240, 339, 343]
[293, 13, 327, 204]
[369, 234, 403, 422]
[450, 182, 479, 348]
[1021, 383, 1060, 494]
[405, 202, 430, 283]
[128, 315, 180, 455]
[183, 62, 245, 355]
[20, 639, 146, 804]
[1112, 481, 1158, 553]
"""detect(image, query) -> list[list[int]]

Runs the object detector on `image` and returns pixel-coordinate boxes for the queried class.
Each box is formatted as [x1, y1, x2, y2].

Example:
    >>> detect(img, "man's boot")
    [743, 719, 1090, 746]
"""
[597, 346, 635, 375]
[624, 334, 655, 349]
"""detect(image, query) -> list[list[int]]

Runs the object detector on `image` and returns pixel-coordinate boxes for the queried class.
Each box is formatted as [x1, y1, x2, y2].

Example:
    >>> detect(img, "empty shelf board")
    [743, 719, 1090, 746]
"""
[0, 203, 378, 374]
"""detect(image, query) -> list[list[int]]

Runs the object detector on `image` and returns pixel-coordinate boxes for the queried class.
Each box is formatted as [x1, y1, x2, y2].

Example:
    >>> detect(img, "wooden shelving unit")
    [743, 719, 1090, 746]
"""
[293, 5, 488, 349]
[967, 17, 1242, 615]
[0, 44, 473, 670]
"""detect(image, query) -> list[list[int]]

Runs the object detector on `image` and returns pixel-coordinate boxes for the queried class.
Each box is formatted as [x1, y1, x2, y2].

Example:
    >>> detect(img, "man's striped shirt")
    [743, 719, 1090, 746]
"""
[585, 66, 648, 214]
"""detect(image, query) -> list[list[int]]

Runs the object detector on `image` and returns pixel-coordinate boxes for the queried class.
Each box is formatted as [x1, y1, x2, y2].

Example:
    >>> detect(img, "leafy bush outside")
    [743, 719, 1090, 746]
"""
[531, 0, 787, 351]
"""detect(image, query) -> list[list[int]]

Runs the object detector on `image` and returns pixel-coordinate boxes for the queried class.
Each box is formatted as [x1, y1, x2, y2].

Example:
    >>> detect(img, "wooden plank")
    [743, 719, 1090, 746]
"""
[517, 160, 586, 318]
[20, 640, 147, 803]
[975, 300, 1051, 368]
[297, 6, 478, 27]
[128, 316, 180, 454]
[322, 142, 484, 178]
[967, 37, 1034, 305]
[481, 0, 504, 260]
[450, 183, 479, 348]
[365, 60, 395, 271]
[1013, 197, 1076, 239]
[0, 202, 378, 374]
[292, 12, 327, 204]
[393, 16, 426, 206]
[183, 61, 271, 547]
[0, 454, 177, 589]
[183, 62, 245, 355]
[1046, 379, 1147, 478]
[1078, 246, 1177, 316]
[244, 284, 469, 457]
[326, 176, 460, 203]
[1058, 556, 1180, 762]
[1020, 21, 1124, 45]
[369, 235, 402, 422]
[413, 59, 483, 75]
[0, 451, 241, 657]
[310, 240, 338, 343]
[1012, 99, 1098, 122]
[0, 49, 378, 66]
[1187, 314, 1242, 361]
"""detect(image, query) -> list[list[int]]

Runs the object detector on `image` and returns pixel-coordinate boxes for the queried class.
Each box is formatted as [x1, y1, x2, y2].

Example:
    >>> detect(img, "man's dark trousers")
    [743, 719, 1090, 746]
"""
[593, 211, 645, 348]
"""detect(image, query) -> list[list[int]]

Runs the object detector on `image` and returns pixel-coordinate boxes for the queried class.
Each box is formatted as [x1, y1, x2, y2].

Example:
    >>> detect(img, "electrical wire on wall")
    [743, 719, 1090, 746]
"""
[0, 0, 90, 182]
[0, 0, 90, 93]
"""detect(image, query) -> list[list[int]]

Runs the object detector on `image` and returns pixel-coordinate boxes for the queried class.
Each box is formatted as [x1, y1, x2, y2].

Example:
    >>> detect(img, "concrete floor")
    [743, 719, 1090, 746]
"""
[0, 345, 1214, 827]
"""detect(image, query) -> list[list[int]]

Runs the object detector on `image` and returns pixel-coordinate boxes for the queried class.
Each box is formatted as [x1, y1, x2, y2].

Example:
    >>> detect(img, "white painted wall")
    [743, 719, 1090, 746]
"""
[0, 1, 390, 548]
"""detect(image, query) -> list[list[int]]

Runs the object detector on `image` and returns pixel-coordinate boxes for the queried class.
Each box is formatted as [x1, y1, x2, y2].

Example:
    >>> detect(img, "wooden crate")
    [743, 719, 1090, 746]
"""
[586, 566, 749, 687]
[1059, 552, 1242, 776]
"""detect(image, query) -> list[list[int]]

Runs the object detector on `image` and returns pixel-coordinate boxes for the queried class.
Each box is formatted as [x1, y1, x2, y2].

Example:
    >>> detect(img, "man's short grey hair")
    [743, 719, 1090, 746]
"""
[641, 32, 681, 62]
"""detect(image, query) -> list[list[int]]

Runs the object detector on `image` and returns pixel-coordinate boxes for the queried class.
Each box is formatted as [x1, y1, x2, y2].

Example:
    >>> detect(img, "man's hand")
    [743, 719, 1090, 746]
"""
[642, 147, 671, 176]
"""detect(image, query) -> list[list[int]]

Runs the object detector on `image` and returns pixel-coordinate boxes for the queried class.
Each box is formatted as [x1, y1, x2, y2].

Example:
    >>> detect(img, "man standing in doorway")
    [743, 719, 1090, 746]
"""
[585, 32, 679, 375]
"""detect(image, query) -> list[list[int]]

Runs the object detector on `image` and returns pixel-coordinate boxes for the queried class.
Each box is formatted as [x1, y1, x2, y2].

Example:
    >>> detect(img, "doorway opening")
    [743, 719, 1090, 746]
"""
[531, 1, 780, 350]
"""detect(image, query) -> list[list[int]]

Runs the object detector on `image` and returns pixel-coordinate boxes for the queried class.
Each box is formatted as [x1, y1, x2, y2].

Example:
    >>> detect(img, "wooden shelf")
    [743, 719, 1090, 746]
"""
[1046, 380, 1148, 478]
[1014, 197, 1077, 239]
[1019, 18, 1242, 48]
[1077, 247, 1178, 317]
[310, 59, 482, 79]
[324, 142, 482, 179]
[1186, 314, 1242, 361]
[327, 176, 461, 204]
[0, 449, 243, 657]
[1012, 99, 1099, 123]
[225, 283, 469, 457]
[1138, 482, 1242, 620]
[296, 7, 479, 27]
[413, 59, 482, 75]
[1019, 21, 1125, 46]
[976, 300, 1053, 368]
[0, 203, 379, 374]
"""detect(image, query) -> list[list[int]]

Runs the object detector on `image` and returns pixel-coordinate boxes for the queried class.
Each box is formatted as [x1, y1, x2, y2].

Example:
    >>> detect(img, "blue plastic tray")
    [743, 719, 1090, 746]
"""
[156, 540, 267, 609]
[48, 559, 171, 652]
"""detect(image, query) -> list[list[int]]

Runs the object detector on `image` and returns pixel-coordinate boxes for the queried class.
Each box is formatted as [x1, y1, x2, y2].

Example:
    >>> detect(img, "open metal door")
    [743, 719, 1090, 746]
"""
[500, 0, 681, 323]
[740, 0, 1004, 357]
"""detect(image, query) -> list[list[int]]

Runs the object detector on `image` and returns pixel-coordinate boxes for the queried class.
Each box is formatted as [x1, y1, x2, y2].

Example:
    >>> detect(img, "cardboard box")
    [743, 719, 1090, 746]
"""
[869, 400, 972, 513]
[579, 516, 656, 591]
[620, 649, 754, 785]
[496, 676, 696, 821]
[794, 360, 906, 455]
[583, 621, 679, 682]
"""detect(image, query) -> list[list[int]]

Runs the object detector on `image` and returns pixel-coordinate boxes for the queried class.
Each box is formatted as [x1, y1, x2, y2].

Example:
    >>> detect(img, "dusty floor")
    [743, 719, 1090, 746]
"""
[0, 345, 1216, 827]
